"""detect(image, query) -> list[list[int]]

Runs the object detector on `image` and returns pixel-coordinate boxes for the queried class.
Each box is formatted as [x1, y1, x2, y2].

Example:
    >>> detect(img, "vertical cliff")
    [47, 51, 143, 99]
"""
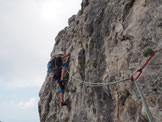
[38, 0, 162, 122]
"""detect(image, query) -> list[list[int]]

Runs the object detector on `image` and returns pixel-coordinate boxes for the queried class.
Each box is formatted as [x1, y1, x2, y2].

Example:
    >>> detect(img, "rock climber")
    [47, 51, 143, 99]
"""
[49, 51, 70, 106]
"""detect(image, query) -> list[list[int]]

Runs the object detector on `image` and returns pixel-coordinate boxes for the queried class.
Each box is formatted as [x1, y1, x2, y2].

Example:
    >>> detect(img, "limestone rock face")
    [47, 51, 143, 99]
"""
[38, 0, 162, 122]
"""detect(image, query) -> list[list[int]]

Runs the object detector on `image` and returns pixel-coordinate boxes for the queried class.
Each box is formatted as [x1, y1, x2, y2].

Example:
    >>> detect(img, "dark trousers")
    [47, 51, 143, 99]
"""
[53, 67, 65, 91]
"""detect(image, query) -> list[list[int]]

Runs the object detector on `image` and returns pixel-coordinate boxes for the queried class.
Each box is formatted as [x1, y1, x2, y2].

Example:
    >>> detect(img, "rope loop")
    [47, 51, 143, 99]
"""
[67, 48, 159, 122]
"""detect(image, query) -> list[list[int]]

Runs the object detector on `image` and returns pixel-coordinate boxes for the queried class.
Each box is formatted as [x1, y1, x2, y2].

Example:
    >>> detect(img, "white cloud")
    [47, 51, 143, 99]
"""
[0, 0, 81, 91]
[5, 77, 44, 88]
[0, 77, 3, 83]
[17, 97, 37, 109]
[0, 98, 39, 122]
[0, 0, 81, 122]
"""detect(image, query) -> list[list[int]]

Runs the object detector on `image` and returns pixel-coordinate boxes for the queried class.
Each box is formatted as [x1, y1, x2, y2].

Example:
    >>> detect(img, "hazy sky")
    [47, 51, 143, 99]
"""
[0, 0, 81, 122]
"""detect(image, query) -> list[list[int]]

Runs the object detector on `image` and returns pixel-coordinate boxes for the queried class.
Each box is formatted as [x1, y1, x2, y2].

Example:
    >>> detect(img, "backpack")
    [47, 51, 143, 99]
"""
[47, 57, 56, 73]
[55, 56, 63, 67]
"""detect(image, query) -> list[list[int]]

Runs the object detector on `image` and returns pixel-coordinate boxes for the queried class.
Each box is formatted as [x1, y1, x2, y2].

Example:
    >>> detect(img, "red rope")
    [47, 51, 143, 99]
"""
[131, 50, 157, 81]
[135, 71, 142, 80]
[137, 50, 157, 72]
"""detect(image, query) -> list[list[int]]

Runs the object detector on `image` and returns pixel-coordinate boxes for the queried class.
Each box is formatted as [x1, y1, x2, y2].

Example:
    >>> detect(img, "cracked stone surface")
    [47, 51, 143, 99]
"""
[38, 0, 162, 122]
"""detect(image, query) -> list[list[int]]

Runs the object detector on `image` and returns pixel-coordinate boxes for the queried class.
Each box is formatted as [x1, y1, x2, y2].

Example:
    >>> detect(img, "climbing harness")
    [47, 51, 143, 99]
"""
[69, 46, 162, 122]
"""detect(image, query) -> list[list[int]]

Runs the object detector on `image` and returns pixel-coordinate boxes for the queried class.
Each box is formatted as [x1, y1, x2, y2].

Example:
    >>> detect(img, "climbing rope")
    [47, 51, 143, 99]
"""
[73, 77, 131, 87]
[68, 47, 162, 122]
[133, 79, 154, 122]
[131, 50, 157, 81]
[129, 49, 159, 122]
[73, 49, 158, 87]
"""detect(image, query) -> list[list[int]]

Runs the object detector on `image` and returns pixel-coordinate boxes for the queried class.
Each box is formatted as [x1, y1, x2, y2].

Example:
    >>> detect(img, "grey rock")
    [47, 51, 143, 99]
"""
[39, 0, 162, 122]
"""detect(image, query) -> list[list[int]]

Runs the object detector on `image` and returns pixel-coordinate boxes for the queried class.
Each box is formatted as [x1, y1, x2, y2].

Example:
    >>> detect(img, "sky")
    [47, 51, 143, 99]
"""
[0, 0, 81, 122]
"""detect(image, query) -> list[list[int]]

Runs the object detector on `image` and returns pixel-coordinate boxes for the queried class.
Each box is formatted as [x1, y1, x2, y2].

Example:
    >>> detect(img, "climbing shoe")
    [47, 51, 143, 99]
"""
[61, 102, 67, 106]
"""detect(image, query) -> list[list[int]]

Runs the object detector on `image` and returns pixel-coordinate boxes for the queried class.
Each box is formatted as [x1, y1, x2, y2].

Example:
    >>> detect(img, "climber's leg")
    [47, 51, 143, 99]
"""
[58, 80, 67, 106]
[61, 65, 68, 80]
[60, 90, 64, 103]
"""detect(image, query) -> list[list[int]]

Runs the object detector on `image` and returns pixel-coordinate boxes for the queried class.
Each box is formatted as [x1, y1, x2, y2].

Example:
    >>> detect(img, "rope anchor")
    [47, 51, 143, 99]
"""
[71, 48, 160, 122]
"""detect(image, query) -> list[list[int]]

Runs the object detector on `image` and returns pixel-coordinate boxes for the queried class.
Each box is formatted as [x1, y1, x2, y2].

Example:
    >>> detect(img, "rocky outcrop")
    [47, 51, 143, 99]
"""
[38, 0, 162, 122]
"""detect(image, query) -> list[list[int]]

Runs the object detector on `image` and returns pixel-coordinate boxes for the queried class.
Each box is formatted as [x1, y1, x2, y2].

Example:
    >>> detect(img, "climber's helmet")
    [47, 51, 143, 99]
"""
[58, 51, 65, 55]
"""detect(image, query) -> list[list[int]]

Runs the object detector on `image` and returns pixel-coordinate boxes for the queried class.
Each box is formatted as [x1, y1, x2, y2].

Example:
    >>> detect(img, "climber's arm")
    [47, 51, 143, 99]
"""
[61, 53, 70, 59]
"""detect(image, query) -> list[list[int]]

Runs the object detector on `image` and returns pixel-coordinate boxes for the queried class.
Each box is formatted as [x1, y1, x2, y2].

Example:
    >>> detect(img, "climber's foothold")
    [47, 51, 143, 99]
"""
[143, 48, 154, 57]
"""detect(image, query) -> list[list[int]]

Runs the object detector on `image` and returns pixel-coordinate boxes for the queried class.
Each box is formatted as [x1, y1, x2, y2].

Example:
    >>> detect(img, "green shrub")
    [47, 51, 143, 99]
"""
[54, 113, 57, 121]
[79, 41, 83, 48]
[143, 48, 153, 57]
[92, 60, 97, 68]
[89, 101, 94, 106]
[90, 39, 93, 44]
[86, 43, 88, 48]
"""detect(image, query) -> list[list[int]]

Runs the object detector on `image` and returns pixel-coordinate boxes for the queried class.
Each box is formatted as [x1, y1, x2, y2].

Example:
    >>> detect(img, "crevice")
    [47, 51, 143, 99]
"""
[78, 48, 86, 80]
[119, 90, 130, 106]
[122, 0, 135, 21]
